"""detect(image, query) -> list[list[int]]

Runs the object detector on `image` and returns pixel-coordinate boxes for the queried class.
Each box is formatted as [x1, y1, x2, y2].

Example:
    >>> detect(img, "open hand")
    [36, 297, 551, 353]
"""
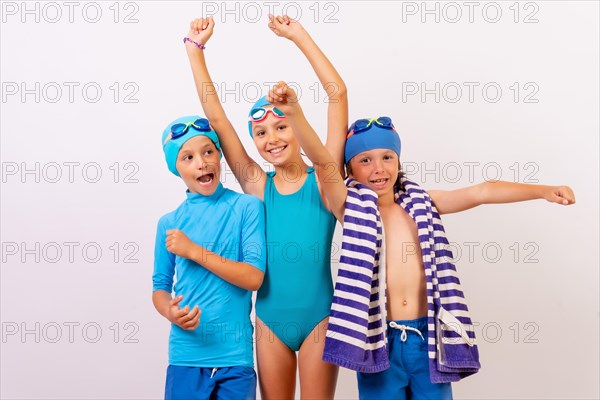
[167, 295, 201, 330]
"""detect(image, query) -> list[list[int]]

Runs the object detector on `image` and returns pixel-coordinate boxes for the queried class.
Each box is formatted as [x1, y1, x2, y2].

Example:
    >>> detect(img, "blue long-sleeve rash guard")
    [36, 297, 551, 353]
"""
[153, 183, 266, 367]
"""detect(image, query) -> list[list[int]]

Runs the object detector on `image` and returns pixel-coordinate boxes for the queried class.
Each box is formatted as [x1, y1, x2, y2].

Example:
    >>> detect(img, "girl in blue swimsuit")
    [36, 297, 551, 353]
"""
[184, 15, 347, 399]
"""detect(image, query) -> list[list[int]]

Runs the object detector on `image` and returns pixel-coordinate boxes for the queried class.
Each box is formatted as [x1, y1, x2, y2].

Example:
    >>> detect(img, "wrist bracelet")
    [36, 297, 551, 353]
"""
[183, 37, 205, 50]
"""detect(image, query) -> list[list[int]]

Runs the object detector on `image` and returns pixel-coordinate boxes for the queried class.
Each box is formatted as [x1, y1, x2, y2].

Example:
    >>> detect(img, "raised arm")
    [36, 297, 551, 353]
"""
[268, 82, 347, 222]
[428, 181, 576, 215]
[268, 15, 348, 174]
[185, 17, 266, 199]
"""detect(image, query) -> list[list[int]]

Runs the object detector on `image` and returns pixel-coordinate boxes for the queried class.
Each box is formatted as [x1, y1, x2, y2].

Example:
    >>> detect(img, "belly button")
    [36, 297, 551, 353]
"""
[403, 300, 408, 306]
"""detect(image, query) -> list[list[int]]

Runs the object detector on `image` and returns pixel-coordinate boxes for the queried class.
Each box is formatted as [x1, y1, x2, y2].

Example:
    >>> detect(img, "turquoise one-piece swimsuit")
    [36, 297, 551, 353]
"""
[256, 167, 337, 351]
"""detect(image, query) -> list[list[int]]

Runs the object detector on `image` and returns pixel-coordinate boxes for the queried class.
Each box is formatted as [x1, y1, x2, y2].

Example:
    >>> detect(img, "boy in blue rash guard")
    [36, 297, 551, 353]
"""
[152, 115, 266, 400]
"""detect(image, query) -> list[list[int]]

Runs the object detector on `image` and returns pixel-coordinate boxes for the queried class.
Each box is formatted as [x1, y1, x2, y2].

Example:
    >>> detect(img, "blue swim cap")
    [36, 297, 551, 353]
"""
[162, 115, 222, 177]
[247, 96, 274, 138]
[344, 118, 401, 164]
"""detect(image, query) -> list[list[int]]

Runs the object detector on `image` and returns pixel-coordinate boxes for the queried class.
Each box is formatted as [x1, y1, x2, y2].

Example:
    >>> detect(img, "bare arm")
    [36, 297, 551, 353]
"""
[185, 17, 266, 199]
[269, 15, 348, 175]
[428, 181, 576, 215]
[166, 229, 265, 291]
[267, 83, 347, 222]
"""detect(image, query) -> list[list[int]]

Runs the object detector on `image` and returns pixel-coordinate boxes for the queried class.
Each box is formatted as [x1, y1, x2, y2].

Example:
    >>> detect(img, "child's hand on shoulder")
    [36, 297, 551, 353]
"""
[167, 295, 201, 330]
[185, 16, 215, 49]
[166, 229, 197, 259]
[268, 14, 307, 41]
[543, 185, 576, 205]
[267, 81, 300, 115]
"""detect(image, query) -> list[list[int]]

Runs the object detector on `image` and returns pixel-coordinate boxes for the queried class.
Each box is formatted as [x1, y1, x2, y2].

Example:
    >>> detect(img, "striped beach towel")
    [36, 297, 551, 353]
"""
[322, 178, 389, 373]
[323, 177, 481, 383]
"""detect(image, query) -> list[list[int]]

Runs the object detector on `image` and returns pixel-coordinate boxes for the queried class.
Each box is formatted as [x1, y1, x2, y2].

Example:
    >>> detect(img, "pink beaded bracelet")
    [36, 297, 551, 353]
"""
[183, 37, 205, 50]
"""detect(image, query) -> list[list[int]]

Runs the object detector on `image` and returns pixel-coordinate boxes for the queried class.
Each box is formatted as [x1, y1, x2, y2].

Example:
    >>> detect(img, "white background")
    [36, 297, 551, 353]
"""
[1, 1, 598, 399]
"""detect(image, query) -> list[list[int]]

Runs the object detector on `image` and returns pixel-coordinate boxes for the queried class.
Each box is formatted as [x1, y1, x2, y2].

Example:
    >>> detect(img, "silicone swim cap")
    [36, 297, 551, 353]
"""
[162, 115, 222, 177]
[344, 117, 401, 164]
[247, 96, 286, 138]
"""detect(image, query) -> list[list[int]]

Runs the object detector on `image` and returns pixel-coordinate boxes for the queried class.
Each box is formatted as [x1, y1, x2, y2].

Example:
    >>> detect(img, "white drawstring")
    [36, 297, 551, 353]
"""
[210, 368, 217, 379]
[389, 321, 425, 342]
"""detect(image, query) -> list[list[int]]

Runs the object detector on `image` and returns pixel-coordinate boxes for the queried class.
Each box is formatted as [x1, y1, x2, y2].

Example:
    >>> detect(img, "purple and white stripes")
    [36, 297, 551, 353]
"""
[396, 177, 480, 383]
[322, 177, 481, 383]
[322, 178, 389, 373]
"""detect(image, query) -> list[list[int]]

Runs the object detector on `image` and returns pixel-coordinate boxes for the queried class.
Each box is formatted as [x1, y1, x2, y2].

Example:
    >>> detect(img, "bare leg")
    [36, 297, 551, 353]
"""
[256, 317, 297, 400]
[298, 317, 339, 400]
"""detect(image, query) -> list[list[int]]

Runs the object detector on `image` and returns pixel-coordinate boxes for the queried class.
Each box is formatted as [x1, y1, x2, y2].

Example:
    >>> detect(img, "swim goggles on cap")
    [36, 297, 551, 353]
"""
[170, 118, 211, 139]
[248, 106, 285, 123]
[347, 117, 395, 138]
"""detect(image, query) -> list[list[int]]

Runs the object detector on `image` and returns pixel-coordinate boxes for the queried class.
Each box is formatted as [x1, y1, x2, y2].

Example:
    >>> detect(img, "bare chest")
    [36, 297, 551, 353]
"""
[380, 205, 428, 319]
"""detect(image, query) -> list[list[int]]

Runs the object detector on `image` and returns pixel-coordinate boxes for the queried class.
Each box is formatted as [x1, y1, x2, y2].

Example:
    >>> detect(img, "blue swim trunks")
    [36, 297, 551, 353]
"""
[165, 365, 256, 400]
[357, 317, 452, 400]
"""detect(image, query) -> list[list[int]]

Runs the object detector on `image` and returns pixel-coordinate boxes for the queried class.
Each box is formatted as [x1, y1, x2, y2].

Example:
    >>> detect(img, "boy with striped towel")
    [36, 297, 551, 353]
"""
[264, 82, 576, 399]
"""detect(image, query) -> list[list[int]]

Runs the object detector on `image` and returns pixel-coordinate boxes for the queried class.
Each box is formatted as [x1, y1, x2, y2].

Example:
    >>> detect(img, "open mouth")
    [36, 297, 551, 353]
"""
[268, 145, 287, 155]
[196, 173, 215, 186]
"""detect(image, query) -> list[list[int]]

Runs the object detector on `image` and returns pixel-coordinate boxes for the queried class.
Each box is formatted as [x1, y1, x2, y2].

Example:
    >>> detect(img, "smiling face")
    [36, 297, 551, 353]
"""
[348, 148, 400, 198]
[251, 113, 301, 166]
[175, 135, 221, 195]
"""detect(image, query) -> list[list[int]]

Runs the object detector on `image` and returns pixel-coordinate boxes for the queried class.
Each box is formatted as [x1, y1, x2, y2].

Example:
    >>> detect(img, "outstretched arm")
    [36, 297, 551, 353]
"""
[185, 17, 266, 199]
[268, 15, 348, 175]
[428, 181, 576, 215]
[267, 82, 347, 221]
